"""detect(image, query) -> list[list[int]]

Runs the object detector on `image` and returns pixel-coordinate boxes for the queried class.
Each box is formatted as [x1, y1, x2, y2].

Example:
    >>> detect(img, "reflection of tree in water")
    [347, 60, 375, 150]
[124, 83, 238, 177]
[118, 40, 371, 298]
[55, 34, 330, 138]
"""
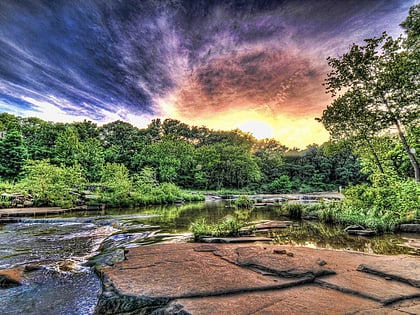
[272, 221, 419, 256]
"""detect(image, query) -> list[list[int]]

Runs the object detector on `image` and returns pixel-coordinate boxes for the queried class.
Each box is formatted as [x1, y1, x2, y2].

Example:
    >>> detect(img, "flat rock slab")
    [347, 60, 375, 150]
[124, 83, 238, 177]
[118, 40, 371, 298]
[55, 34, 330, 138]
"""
[0, 207, 68, 217]
[214, 245, 335, 278]
[357, 257, 420, 288]
[316, 271, 420, 304]
[100, 244, 309, 299]
[201, 236, 272, 243]
[254, 220, 292, 229]
[96, 244, 420, 315]
[163, 285, 380, 315]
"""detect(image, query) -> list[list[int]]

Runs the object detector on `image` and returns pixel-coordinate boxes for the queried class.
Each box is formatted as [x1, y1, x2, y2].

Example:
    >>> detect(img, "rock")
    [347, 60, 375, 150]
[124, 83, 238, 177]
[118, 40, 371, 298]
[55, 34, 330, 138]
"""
[158, 285, 381, 315]
[0, 269, 21, 288]
[254, 220, 292, 230]
[24, 264, 43, 272]
[86, 248, 127, 267]
[344, 225, 376, 236]
[344, 224, 366, 231]
[317, 259, 327, 266]
[316, 271, 420, 304]
[201, 237, 272, 243]
[357, 259, 420, 288]
[273, 249, 287, 254]
[95, 243, 420, 315]
[95, 243, 310, 314]
[214, 246, 334, 278]
[399, 224, 420, 233]
[347, 229, 376, 236]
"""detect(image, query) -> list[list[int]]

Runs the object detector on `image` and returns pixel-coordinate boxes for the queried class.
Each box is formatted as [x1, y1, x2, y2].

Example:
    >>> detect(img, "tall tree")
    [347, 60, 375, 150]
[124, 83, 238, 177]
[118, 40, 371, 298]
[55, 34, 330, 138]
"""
[0, 130, 27, 181]
[322, 11, 420, 181]
[53, 126, 80, 166]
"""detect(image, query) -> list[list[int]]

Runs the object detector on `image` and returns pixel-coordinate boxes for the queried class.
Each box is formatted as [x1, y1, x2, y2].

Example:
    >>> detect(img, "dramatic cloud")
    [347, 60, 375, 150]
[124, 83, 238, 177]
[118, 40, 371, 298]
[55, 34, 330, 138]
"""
[0, 0, 416, 146]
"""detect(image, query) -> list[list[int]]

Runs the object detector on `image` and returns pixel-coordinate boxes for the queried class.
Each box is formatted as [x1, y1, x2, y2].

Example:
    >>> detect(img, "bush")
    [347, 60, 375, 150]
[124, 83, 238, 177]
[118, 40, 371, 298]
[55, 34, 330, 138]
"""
[265, 175, 292, 193]
[190, 216, 244, 240]
[234, 195, 254, 209]
[283, 203, 304, 219]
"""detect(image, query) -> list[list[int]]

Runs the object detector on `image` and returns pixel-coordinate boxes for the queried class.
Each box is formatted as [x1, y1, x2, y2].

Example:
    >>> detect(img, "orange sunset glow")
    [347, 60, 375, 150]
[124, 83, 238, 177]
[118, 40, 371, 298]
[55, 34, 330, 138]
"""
[0, 0, 414, 148]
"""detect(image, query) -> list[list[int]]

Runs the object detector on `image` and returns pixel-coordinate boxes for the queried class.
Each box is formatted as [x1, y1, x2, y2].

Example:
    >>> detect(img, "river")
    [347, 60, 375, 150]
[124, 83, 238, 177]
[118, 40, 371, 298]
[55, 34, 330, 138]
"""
[0, 199, 419, 314]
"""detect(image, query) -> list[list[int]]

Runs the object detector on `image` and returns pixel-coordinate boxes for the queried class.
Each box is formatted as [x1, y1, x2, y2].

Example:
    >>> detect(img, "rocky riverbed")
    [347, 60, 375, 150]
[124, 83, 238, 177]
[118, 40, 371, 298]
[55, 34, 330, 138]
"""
[94, 243, 420, 315]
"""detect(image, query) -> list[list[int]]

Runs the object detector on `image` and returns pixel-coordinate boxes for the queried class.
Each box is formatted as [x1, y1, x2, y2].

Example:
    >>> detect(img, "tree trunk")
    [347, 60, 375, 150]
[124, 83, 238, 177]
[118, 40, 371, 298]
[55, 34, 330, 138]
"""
[364, 136, 385, 174]
[381, 94, 420, 182]
[395, 120, 420, 182]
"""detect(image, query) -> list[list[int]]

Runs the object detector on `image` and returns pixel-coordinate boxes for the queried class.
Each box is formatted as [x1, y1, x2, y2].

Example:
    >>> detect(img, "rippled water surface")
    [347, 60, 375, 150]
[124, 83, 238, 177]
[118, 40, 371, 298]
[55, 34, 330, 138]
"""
[0, 200, 418, 314]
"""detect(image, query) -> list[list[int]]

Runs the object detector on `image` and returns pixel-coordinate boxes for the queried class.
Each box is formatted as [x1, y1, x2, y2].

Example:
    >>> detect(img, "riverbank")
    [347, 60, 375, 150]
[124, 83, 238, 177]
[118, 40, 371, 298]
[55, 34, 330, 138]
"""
[0, 206, 101, 222]
[95, 243, 420, 314]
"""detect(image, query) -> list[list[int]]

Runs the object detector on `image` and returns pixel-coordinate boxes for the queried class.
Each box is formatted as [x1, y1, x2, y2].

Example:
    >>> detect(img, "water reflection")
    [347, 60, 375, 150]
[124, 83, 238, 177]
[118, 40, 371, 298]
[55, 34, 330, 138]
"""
[270, 221, 420, 256]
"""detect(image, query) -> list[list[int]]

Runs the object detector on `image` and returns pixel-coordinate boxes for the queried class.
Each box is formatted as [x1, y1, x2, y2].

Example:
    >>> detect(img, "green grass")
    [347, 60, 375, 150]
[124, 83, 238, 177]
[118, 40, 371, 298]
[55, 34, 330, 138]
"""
[190, 216, 244, 241]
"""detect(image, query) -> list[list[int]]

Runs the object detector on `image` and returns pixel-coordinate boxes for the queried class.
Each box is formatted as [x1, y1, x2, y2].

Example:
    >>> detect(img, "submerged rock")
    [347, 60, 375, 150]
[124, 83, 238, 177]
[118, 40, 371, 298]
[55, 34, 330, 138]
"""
[344, 224, 376, 236]
[0, 272, 21, 288]
[399, 224, 420, 233]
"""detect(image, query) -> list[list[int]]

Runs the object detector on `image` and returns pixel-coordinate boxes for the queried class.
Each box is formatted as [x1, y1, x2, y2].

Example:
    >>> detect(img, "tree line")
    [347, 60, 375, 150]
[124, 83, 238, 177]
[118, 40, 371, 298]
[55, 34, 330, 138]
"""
[0, 113, 366, 194]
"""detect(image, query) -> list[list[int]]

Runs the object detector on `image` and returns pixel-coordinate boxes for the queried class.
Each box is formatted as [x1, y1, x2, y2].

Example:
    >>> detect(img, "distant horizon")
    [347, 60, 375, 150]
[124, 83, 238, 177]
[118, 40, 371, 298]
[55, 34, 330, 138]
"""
[0, 0, 416, 148]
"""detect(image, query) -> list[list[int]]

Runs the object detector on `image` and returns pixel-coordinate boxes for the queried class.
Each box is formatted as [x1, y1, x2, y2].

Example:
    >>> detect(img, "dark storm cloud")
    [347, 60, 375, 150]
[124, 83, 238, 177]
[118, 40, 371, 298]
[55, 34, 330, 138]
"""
[0, 0, 415, 121]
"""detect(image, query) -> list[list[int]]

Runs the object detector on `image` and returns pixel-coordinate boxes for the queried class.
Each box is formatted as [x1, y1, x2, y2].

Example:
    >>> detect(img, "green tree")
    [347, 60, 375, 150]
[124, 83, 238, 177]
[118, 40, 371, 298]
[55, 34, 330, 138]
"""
[21, 118, 63, 160]
[21, 160, 85, 207]
[0, 130, 28, 181]
[322, 24, 419, 180]
[253, 139, 287, 185]
[53, 126, 80, 166]
[99, 120, 142, 168]
[99, 162, 132, 205]
[78, 138, 105, 182]
[72, 120, 100, 142]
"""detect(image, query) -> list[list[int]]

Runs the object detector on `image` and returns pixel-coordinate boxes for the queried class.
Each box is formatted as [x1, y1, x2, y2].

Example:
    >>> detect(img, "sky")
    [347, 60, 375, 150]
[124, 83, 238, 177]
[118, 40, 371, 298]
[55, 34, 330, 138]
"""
[0, 0, 417, 148]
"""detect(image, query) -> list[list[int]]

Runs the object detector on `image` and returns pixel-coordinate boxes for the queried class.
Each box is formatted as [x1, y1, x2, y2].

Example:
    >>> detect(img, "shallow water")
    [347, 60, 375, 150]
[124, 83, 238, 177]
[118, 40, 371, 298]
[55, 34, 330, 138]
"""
[0, 200, 418, 315]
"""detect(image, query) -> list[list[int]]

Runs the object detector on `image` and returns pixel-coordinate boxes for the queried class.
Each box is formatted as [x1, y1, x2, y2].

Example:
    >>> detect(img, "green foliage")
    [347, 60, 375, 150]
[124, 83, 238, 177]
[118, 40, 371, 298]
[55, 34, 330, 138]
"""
[98, 163, 132, 207]
[0, 130, 28, 181]
[78, 138, 105, 182]
[190, 216, 243, 240]
[21, 160, 85, 208]
[320, 174, 420, 232]
[234, 195, 254, 209]
[53, 126, 80, 166]
[320, 9, 420, 181]
[264, 175, 292, 193]
[283, 203, 304, 219]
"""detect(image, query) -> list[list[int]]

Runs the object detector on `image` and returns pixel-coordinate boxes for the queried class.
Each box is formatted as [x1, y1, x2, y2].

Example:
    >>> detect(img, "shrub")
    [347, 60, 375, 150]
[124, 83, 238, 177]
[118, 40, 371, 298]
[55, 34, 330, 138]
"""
[234, 195, 254, 209]
[282, 203, 304, 219]
[190, 216, 244, 240]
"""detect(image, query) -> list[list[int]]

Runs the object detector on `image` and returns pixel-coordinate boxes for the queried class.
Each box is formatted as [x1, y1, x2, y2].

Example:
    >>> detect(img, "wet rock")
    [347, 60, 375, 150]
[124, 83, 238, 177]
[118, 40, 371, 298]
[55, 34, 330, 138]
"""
[344, 225, 376, 236]
[344, 224, 366, 231]
[86, 248, 127, 267]
[99, 232, 155, 251]
[24, 263, 43, 272]
[0, 272, 21, 288]
[399, 224, 420, 233]
[254, 220, 292, 230]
